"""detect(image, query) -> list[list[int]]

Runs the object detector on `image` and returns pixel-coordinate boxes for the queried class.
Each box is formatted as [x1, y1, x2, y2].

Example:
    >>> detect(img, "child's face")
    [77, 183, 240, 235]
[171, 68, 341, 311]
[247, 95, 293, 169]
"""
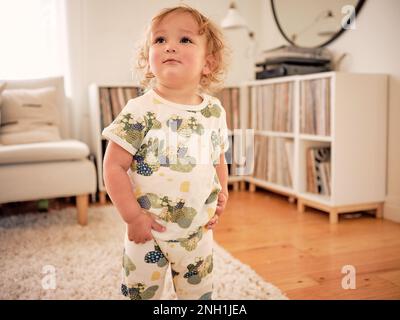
[149, 12, 211, 89]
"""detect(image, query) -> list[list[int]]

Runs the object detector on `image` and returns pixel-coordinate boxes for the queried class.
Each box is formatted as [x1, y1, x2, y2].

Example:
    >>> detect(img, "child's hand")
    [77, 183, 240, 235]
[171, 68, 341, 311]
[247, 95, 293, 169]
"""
[206, 191, 228, 229]
[215, 191, 228, 216]
[205, 214, 219, 229]
[127, 210, 165, 244]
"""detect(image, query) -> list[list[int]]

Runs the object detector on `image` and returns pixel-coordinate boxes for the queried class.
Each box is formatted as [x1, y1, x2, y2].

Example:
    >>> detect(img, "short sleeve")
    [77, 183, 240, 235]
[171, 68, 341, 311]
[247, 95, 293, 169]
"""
[102, 101, 147, 156]
[218, 104, 230, 154]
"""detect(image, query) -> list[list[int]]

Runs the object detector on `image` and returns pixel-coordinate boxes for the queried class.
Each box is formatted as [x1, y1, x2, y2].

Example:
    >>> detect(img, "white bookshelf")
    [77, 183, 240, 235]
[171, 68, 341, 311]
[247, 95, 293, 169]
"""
[89, 83, 139, 204]
[88, 84, 244, 203]
[215, 86, 246, 191]
[242, 72, 388, 223]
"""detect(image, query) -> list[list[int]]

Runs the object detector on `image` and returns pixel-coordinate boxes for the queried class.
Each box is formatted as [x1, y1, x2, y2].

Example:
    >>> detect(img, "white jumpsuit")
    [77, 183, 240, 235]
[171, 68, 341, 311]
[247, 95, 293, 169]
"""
[102, 88, 229, 300]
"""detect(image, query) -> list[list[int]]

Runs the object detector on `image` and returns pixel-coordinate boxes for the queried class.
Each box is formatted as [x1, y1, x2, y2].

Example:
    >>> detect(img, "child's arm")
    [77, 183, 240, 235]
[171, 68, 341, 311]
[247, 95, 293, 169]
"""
[215, 153, 229, 210]
[216, 153, 229, 197]
[207, 153, 229, 229]
[103, 141, 165, 243]
[103, 141, 142, 223]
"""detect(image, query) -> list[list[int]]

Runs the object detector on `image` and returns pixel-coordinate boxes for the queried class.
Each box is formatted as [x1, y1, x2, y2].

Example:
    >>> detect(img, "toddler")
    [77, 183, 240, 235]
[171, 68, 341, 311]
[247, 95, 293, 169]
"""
[103, 4, 229, 300]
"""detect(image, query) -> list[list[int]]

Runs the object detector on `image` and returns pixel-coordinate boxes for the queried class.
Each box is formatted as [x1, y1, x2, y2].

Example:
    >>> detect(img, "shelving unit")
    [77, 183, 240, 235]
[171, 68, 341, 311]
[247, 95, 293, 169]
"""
[215, 86, 246, 191]
[242, 72, 388, 223]
[89, 72, 387, 223]
[89, 83, 142, 204]
[243, 76, 297, 204]
[88, 84, 243, 204]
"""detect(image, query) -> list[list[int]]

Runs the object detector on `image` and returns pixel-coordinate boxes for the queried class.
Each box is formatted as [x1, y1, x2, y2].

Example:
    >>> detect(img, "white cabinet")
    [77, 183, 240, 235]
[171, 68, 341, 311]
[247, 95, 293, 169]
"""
[88, 83, 141, 204]
[243, 72, 388, 223]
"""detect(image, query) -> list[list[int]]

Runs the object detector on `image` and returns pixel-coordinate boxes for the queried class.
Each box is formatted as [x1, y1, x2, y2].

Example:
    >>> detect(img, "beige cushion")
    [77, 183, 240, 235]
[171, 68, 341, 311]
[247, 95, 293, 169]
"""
[0, 82, 6, 106]
[0, 82, 6, 144]
[0, 140, 90, 165]
[0, 86, 61, 145]
[0, 125, 61, 145]
[0, 159, 97, 203]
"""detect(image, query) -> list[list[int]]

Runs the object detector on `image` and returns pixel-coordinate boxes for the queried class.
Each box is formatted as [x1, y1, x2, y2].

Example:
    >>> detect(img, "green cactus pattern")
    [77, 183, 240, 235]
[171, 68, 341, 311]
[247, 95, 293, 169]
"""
[200, 103, 222, 118]
[126, 113, 213, 176]
[144, 244, 168, 267]
[121, 283, 159, 300]
[205, 189, 219, 204]
[122, 249, 136, 277]
[183, 254, 213, 285]
[199, 292, 212, 300]
[166, 114, 205, 136]
[111, 111, 161, 151]
[173, 226, 204, 251]
[137, 193, 197, 228]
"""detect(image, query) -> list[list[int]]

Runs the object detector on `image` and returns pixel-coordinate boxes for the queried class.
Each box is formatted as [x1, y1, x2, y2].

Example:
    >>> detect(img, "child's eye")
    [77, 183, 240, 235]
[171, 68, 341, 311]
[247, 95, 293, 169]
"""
[154, 36, 166, 44]
[180, 37, 193, 44]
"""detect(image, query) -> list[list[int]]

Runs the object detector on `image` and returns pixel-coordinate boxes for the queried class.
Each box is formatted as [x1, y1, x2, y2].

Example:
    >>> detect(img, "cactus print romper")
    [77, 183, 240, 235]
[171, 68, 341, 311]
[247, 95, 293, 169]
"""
[102, 88, 229, 300]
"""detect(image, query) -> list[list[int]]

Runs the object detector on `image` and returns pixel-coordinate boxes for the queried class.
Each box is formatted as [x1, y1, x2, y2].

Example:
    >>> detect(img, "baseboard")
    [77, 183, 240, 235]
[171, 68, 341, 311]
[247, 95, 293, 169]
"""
[384, 196, 400, 223]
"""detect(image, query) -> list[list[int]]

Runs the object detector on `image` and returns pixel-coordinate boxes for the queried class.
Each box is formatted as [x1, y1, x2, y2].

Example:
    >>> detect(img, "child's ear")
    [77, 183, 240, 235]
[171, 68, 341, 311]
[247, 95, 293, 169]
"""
[202, 54, 215, 75]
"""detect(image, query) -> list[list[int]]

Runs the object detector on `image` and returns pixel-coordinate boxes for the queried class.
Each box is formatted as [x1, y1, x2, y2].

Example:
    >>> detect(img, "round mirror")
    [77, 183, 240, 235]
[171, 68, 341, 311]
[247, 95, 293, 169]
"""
[271, 0, 366, 48]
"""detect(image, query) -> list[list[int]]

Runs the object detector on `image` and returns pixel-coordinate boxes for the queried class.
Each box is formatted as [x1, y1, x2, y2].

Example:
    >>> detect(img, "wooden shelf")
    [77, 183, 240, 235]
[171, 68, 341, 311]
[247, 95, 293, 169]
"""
[297, 191, 332, 206]
[246, 177, 294, 195]
[299, 134, 332, 142]
[254, 130, 295, 138]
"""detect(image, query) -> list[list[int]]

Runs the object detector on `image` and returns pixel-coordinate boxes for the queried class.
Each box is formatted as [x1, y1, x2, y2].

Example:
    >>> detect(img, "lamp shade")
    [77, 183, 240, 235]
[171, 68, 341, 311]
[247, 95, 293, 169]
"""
[221, 3, 247, 29]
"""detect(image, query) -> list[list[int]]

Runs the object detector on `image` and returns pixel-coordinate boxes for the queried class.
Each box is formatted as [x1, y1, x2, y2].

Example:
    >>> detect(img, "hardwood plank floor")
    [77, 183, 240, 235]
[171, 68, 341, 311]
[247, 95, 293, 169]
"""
[2, 189, 399, 299]
[214, 188, 400, 300]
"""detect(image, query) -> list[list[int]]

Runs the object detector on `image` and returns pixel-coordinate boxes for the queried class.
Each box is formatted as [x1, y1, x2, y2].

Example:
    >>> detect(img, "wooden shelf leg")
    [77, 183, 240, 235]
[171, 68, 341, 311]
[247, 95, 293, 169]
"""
[329, 209, 338, 224]
[297, 199, 305, 213]
[76, 194, 89, 226]
[233, 182, 239, 191]
[288, 196, 295, 204]
[249, 183, 256, 193]
[240, 181, 246, 191]
[376, 203, 383, 219]
[99, 191, 107, 205]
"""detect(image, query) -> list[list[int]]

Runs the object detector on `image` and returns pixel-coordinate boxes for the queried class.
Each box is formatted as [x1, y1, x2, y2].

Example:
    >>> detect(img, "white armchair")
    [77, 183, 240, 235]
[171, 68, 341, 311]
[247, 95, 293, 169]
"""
[0, 76, 97, 225]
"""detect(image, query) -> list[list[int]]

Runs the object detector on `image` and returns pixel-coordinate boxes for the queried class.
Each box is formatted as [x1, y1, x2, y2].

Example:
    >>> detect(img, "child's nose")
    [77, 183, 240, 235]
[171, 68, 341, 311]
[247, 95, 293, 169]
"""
[165, 45, 177, 53]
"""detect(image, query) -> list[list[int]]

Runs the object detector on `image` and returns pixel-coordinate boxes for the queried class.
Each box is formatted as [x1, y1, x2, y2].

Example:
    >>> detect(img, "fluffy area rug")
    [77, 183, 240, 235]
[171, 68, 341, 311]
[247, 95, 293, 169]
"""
[0, 205, 287, 300]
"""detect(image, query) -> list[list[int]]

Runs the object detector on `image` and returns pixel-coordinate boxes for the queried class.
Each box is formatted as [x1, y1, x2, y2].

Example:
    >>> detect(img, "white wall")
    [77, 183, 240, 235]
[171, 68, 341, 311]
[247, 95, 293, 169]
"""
[66, 0, 399, 221]
[66, 0, 262, 147]
[82, 0, 263, 85]
[260, 0, 400, 222]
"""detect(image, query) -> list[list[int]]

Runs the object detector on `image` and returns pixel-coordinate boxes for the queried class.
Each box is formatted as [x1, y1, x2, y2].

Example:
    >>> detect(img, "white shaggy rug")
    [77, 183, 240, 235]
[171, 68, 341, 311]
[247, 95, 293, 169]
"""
[0, 205, 287, 300]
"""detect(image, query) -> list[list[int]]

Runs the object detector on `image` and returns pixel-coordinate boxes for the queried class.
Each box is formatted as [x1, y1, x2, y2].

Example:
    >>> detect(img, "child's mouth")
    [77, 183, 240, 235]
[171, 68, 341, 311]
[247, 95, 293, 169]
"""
[163, 59, 181, 64]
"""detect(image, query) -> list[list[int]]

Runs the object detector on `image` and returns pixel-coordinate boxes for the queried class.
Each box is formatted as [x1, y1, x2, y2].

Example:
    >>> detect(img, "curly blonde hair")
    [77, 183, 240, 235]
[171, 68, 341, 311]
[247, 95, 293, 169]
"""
[135, 4, 229, 94]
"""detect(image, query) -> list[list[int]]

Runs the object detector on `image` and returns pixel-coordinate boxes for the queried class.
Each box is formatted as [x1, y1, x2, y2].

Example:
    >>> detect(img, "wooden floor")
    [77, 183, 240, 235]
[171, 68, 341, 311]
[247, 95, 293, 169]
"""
[2, 189, 399, 299]
[214, 188, 400, 300]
